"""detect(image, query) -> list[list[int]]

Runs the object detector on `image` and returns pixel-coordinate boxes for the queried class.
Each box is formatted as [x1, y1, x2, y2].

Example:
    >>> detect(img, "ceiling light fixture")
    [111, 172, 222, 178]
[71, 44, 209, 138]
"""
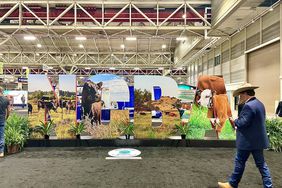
[109, 67, 116, 70]
[126, 36, 137, 41]
[134, 67, 140, 70]
[24, 35, 36, 41]
[120, 44, 125, 49]
[75, 36, 87, 41]
[162, 44, 167, 49]
[269, 7, 274, 11]
[176, 37, 186, 41]
[37, 44, 42, 48]
[0, 53, 3, 56]
[85, 67, 91, 70]
[79, 44, 84, 48]
[182, 14, 186, 19]
[36, 53, 40, 56]
[22, 66, 28, 69]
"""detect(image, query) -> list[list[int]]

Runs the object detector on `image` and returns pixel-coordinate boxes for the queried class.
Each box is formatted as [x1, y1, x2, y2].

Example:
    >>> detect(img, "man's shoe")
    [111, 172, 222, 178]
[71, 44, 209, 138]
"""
[218, 182, 233, 188]
[0, 152, 4, 158]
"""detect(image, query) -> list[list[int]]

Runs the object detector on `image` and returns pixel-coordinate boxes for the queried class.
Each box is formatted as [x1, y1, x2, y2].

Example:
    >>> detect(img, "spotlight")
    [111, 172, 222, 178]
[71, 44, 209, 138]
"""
[24, 35, 36, 41]
[126, 36, 137, 41]
[75, 36, 87, 41]
[37, 44, 42, 48]
[176, 37, 186, 41]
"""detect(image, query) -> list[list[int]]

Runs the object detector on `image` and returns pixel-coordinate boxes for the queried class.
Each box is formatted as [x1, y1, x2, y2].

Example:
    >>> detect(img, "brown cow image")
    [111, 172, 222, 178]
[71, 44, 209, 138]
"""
[196, 75, 226, 95]
[195, 75, 233, 138]
[91, 101, 102, 126]
[210, 94, 232, 133]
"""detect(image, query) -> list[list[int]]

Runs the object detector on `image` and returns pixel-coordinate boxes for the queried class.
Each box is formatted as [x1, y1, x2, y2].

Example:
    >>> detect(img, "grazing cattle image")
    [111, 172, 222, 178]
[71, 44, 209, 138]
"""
[28, 75, 77, 139]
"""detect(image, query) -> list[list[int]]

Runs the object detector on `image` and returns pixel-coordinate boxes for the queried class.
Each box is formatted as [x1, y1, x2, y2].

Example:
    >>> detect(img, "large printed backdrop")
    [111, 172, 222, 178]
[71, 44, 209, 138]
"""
[26, 74, 235, 140]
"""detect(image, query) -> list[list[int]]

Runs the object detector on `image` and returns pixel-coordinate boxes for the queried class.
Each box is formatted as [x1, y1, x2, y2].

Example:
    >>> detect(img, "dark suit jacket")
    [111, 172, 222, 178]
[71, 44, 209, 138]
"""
[234, 97, 269, 150]
[275, 101, 282, 117]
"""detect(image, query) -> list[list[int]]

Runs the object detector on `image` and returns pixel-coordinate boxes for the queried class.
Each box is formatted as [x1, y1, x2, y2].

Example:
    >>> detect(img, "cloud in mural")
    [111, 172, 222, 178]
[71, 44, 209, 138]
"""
[88, 74, 129, 102]
[28, 75, 52, 92]
[134, 76, 179, 98]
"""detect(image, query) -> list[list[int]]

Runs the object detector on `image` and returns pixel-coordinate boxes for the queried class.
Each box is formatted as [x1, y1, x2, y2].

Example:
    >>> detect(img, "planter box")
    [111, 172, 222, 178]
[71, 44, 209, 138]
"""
[7, 144, 21, 154]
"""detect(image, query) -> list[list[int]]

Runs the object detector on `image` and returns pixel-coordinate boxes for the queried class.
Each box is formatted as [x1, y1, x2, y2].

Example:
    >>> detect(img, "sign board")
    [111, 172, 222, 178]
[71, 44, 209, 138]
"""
[18, 77, 28, 82]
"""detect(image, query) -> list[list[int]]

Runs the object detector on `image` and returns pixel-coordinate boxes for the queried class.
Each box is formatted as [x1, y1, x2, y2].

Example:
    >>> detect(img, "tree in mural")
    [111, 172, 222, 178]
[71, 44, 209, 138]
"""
[134, 89, 154, 112]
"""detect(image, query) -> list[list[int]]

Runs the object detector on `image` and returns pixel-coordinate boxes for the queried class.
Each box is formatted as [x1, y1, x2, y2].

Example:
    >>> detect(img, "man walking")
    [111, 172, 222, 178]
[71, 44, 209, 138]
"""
[0, 86, 10, 157]
[218, 83, 272, 188]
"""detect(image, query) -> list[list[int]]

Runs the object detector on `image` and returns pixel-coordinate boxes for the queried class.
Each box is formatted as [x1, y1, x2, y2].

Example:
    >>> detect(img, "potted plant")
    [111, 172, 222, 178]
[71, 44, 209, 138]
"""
[175, 122, 190, 139]
[266, 118, 282, 152]
[33, 120, 54, 139]
[69, 122, 86, 139]
[5, 126, 25, 154]
[122, 123, 134, 139]
[5, 113, 30, 154]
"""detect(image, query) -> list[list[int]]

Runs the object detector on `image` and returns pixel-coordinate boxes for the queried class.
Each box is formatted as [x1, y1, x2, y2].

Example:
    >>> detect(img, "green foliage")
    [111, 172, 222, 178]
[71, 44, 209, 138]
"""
[121, 123, 134, 135]
[148, 129, 156, 139]
[266, 118, 282, 152]
[33, 120, 54, 136]
[175, 123, 190, 136]
[5, 113, 29, 148]
[6, 113, 30, 140]
[5, 126, 25, 148]
[69, 122, 86, 135]
[219, 120, 236, 140]
[188, 105, 212, 139]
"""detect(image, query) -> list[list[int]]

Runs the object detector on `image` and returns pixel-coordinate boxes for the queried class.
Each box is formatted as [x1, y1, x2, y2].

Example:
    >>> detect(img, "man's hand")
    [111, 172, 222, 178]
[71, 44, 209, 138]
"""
[229, 117, 236, 130]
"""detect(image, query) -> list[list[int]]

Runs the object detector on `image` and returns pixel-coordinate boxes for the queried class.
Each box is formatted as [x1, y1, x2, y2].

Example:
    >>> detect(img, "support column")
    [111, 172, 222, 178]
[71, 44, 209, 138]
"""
[279, 3, 282, 100]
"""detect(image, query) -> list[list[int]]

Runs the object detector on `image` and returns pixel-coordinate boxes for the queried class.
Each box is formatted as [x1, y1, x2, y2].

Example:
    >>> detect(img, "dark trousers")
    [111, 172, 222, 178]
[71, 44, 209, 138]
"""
[229, 149, 272, 188]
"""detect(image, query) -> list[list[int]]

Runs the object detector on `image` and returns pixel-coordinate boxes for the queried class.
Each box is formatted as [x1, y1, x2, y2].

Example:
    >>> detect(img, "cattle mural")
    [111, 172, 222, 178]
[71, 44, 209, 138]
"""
[81, 74, 131, 139]
[27, 74, 235, 140]
[194, 75, 234, 138]
[28, 75, 76, 139]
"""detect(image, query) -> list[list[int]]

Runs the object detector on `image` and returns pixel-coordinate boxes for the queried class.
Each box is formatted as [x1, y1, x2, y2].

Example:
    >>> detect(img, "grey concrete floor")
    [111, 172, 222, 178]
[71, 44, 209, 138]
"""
[0, 147, 281, 188]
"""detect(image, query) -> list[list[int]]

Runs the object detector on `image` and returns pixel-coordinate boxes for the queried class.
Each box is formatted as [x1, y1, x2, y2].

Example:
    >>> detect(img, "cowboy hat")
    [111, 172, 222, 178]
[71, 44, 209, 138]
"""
[233, 83, 259, 97]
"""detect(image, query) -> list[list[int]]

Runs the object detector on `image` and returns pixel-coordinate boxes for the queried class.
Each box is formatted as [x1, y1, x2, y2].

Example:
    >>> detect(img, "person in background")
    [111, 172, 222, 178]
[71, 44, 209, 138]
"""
[0, 86, 11, 158]
[218, 83, 272, 188]
[21, 94, 25, 109]
[275, 100, 282, 117]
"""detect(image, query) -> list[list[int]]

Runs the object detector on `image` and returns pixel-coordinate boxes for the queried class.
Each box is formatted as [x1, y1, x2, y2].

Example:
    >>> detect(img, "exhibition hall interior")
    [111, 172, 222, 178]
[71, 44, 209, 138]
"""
[0, 0, 282, 187]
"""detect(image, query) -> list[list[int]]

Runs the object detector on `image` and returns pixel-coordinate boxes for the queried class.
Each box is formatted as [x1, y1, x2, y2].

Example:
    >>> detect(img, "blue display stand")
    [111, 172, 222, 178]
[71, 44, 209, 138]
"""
[101, 109, 111, 121]
[153, 86, 162, 100]
[76, 104, 82, 121]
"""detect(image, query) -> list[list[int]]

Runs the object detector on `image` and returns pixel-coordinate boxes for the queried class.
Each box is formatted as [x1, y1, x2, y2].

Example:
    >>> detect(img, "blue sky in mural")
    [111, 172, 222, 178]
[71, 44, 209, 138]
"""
[88, 74, 129, 102]
[59, 75, 76, 92]
[28, 75, 52, 92]
[89, 74, 121, 83]
[134, 76, 178, 98]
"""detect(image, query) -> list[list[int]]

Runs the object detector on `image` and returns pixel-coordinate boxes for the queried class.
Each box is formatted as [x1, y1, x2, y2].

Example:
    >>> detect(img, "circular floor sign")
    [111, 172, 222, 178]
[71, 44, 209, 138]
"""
[108, 148, 141, 157]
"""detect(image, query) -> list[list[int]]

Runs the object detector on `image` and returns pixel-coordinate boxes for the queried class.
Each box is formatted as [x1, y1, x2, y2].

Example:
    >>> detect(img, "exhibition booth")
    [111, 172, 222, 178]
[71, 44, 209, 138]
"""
[4, 74, 236, 149]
